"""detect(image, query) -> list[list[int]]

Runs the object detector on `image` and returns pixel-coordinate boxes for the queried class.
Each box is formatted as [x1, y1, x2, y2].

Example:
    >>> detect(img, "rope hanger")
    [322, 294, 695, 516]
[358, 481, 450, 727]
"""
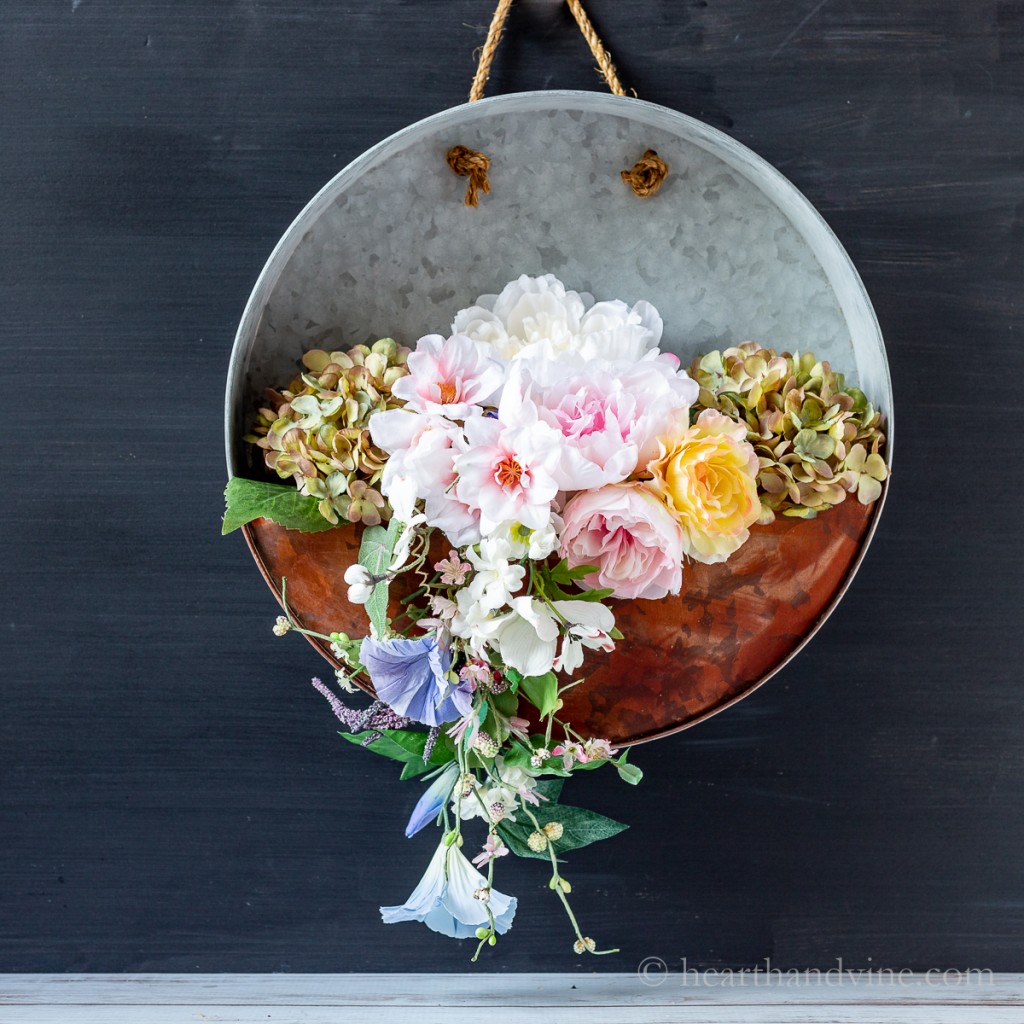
[447, 0, 668, 206]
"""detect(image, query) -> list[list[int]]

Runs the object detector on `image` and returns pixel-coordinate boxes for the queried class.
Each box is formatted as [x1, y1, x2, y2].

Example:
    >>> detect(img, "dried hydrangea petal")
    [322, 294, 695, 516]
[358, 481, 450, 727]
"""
[247, 336, 412, 523]
[690, 341, 888, 519]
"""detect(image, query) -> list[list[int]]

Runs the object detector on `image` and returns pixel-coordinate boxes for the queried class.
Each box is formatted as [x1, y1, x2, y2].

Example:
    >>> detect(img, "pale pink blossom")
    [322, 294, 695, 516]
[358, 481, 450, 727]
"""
[459, 660, 493, 688]
[517, 784, 546, 807]
[446, 709, 480, 745]
[552, 742, 586, 770]
[583, 737, 619, 761]
[391, 333, 504, 419]
[472, 834, 509, 868]
[559, 482, 685, 601]
[435, 549, 472, 586]
[428, 595, 458, 622]
[453, 415, 559, 536]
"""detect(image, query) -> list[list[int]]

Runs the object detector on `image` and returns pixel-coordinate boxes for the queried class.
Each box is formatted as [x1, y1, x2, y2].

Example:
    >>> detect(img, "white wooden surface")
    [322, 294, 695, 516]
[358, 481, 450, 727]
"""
[0, 974, 1021, 1023]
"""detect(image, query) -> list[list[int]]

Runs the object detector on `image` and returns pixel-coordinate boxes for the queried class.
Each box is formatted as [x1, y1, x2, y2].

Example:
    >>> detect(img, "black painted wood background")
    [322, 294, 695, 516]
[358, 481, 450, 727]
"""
[2, 0, 1022, 973]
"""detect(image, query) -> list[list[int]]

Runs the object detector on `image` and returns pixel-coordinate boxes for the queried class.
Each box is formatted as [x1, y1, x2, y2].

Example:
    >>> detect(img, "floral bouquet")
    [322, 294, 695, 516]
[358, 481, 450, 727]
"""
[224, 274, 888, 957]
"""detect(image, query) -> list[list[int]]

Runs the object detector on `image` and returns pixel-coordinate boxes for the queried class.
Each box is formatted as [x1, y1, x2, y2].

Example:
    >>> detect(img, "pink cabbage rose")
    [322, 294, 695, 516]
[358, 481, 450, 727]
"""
[559, 482, 684, 601]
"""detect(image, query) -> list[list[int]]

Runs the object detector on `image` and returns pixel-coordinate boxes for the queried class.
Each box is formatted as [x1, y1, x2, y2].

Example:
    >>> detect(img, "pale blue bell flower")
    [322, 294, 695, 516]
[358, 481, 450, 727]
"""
[380, 839, 517, 939]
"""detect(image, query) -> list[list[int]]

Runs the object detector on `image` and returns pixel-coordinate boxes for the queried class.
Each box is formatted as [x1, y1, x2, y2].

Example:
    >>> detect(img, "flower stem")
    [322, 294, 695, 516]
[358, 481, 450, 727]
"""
[519, 803, 619, 956]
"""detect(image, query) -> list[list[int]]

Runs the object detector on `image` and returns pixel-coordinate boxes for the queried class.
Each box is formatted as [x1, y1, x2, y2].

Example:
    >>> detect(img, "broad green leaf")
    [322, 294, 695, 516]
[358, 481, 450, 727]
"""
[489, 688, 520, 719]
[222, 477, 337, 535]
[339, 727, 454, 775]
[358, 518, 403, 636]
[518, 671, 559, 718]
[498, 803, 628, 860]
[533, 777, 564, 803]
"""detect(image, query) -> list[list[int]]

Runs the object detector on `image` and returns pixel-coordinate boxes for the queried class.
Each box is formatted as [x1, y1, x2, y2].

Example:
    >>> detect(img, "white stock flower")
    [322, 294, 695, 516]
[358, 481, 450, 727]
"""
[496, 515, 562, 562]
[450, 589, 503, 661]
[465, 537, 526, 612]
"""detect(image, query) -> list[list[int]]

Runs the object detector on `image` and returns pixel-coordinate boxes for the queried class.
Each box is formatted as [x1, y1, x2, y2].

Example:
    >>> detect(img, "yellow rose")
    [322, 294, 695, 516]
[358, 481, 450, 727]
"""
[647, 409, 760, 564]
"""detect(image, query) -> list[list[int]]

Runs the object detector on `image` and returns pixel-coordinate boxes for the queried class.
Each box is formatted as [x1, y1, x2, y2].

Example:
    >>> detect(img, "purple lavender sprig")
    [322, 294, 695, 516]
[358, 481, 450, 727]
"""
[311, 677, 414, 745]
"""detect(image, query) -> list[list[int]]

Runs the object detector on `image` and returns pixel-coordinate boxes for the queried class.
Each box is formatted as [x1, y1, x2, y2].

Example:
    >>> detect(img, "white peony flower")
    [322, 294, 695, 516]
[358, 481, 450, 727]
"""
[453, 274, 663, 367]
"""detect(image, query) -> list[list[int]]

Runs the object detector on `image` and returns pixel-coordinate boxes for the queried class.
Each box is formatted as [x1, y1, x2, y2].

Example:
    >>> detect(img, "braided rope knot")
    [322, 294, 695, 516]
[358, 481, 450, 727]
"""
[621, 149, 669, 198]
[446, 144, 492, 207]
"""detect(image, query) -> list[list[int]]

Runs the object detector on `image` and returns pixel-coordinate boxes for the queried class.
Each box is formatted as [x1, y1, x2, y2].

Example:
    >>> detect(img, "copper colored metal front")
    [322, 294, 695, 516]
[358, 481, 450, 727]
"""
[244, 495, 876, 746]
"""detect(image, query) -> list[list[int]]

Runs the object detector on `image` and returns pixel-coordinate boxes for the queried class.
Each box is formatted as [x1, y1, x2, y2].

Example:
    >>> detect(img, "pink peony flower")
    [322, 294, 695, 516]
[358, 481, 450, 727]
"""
[391, 333, 504, 420]
[501, 357, 696, 491]
[559, 482, 685, 601]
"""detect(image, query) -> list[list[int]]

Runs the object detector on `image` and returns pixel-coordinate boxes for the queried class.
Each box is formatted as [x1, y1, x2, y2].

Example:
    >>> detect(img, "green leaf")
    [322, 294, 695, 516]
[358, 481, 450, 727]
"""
[505, 667, 522, 694]
[489, 688, 520, 719]
[222, 477, 337, 535]
[534, 777, 564, 803]
[498, 803, 628, 860]
[358, 517, 403, 637]
[547, 559, 572, 584]
[616, 761, 644, 785]
[562, 586, 614, 603]
[547, 559, 600, 585]
[518, 672, 559, 718]
[339, 727, 454, 775]
[501, 739, 538, 772]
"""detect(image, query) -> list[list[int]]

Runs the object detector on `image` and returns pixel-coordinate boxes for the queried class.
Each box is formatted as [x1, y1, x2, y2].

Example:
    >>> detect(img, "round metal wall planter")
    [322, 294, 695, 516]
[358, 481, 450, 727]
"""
[226, 90, 893, 745]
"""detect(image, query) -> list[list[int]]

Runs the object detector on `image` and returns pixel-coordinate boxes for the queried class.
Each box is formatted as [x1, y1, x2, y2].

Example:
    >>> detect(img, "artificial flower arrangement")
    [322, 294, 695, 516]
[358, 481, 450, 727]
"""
[224, 274, 889, 958]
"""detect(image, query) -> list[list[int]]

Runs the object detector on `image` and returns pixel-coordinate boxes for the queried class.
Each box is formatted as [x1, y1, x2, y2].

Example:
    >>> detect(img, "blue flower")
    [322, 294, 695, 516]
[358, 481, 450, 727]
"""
[360, 635, 471, 727]
[405, 763, 459, 839]
[380, 839, 517, 939]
